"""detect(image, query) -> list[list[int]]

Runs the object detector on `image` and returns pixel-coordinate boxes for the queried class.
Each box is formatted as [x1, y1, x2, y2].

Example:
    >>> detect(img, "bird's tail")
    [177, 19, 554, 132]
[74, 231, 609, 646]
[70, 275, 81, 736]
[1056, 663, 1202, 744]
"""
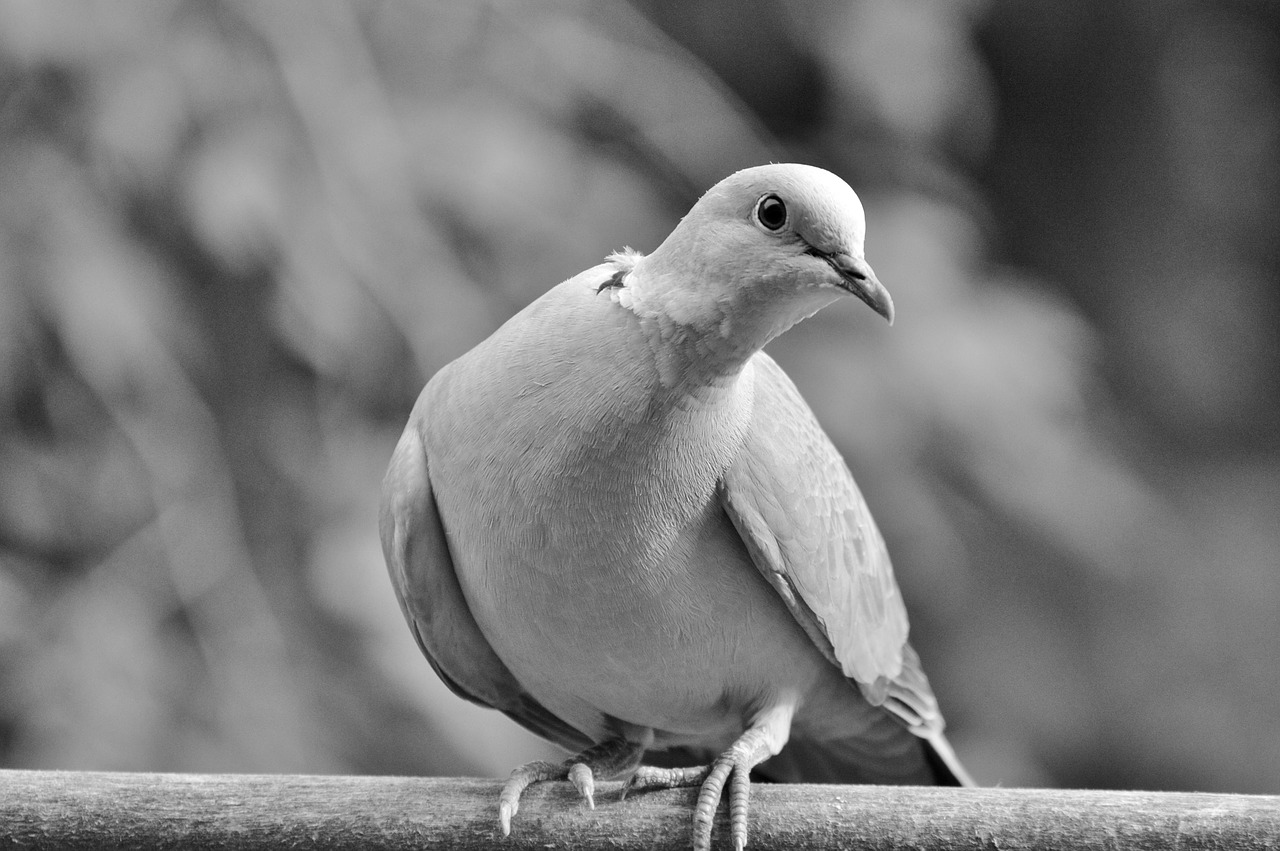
[922, 730, 975, 787]
[758, 726, 974, 787]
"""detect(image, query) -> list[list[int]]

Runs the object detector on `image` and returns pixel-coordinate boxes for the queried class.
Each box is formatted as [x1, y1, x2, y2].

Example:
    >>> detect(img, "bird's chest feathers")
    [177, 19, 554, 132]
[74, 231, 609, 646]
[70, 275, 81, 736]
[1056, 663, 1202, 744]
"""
[442, 344, 756, 588]
[503, 369, 750, 568]
[442, 354, 762, 713]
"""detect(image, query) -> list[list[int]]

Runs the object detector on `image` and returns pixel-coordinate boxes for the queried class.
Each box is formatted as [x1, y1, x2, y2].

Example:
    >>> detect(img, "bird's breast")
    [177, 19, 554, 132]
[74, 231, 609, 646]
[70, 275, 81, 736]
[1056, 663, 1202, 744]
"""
[423, 287, 822, 741]
[432, 290, 752, 578]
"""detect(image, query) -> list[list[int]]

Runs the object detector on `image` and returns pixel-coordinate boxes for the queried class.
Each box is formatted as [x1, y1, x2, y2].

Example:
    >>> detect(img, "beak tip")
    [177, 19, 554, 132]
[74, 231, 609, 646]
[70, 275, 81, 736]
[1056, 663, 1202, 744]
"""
[822, 251, 895, 326]
[880, 291, 896, 326]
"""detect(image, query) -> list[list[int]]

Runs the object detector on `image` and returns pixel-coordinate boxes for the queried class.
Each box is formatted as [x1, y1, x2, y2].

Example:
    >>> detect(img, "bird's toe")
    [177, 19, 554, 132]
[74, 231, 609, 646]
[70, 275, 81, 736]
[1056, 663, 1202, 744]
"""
[692, 755, 737, 851]
[497, 760, 564, 835]
[568, 761, 596, 809]
[496, 738, 646, 835]
[622, 764, 712, 800]
[694, 727, 775, 851]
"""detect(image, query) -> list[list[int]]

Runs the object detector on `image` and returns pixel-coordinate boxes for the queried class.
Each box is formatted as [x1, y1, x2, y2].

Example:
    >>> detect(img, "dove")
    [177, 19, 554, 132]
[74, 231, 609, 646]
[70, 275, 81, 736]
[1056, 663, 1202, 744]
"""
[380, 163, 972, 851]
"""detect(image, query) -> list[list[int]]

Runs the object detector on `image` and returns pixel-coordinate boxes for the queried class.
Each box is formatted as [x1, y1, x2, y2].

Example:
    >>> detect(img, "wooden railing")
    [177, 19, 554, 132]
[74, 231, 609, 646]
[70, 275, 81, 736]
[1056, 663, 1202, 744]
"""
[1, 769, 1277, 849]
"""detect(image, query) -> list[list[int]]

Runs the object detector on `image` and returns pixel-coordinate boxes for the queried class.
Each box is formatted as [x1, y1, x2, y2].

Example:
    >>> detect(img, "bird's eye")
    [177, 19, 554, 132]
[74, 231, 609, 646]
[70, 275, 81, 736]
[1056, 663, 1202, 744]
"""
[754, 194, 787, 232]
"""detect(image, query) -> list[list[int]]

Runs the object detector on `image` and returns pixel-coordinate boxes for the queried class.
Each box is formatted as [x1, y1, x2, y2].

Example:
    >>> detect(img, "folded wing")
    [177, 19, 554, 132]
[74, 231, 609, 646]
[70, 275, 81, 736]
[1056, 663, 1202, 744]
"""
[380, 409, 592, 753]
[718, 353, 952, 746]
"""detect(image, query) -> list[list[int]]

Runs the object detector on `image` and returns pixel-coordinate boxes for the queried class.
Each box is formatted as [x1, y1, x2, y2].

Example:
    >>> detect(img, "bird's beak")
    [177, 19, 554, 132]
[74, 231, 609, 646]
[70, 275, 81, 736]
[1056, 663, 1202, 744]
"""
[823, 252, 895, 325]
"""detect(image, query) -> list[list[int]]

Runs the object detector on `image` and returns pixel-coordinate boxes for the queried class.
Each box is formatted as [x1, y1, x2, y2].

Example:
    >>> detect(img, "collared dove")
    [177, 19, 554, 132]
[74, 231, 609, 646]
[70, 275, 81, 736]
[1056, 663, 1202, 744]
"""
[381, 163, 972, 851]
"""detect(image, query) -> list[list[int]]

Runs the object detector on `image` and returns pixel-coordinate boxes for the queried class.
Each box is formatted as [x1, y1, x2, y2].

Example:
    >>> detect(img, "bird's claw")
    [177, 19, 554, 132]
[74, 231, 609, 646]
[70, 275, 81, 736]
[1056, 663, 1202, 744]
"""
[568, 762, 595, 809]
[692, 751, 753, 851]
[618, 762, 742, 851]
[496, 754, 612, 836]
[497, 760, 563, 836]
[498, 799, 515, 837]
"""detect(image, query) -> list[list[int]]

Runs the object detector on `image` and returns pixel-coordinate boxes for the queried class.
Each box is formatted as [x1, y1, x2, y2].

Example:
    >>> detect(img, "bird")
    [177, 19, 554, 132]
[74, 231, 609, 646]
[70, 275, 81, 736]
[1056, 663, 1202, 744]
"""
[379, 163, 972, 851]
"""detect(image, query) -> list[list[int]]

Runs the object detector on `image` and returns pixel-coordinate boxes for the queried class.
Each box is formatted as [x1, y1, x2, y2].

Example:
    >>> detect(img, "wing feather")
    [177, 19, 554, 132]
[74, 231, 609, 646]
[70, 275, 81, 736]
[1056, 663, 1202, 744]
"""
[718, 352, 944, 737]
[380, 409, 591, 753]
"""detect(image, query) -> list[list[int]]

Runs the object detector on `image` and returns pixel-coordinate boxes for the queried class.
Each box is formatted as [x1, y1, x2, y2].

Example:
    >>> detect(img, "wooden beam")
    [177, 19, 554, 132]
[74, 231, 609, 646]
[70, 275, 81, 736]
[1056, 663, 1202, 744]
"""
[1, 769, 1277, 850]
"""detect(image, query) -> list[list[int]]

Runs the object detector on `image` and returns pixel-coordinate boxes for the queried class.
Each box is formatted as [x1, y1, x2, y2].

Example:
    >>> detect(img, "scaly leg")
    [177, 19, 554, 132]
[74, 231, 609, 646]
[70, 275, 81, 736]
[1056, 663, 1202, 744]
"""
[622, 707, 793, 851]
[498, 736, 645, 835]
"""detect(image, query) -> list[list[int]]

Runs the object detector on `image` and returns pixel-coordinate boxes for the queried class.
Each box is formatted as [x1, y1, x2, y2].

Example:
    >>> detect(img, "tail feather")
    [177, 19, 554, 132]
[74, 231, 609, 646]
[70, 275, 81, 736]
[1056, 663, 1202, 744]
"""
[923, 731, 975, 787]
[758, 728, 974, 787]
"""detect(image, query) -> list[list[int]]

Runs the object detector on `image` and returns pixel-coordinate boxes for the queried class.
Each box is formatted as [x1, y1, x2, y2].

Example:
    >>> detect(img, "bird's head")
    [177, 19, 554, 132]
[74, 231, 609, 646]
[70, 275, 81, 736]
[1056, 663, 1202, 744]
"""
[621, 164, 893, 372]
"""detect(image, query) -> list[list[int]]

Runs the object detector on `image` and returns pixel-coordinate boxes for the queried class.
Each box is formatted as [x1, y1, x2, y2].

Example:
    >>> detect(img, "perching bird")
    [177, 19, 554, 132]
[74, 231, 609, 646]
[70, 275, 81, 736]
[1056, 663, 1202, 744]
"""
[380, 163, 972, 851]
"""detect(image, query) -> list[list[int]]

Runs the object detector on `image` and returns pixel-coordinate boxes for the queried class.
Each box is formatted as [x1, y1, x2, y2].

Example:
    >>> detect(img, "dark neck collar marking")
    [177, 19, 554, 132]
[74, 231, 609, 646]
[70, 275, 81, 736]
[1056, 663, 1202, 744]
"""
[595, 268, 627, 294]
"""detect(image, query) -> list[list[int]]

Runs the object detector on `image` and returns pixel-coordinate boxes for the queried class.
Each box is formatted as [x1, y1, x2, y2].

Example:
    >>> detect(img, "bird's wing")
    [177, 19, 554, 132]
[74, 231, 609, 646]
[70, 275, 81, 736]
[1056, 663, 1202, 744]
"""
[380, 412, 593, 753]
[718, 352, 944, 738]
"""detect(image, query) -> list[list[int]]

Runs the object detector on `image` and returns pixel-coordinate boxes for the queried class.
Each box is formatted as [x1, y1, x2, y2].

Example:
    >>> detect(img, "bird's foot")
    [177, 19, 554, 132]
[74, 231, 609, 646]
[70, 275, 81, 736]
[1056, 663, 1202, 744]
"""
[623, 727, 775, 851]
[620, 764, 712, 798]
[497, 737, 644, 836]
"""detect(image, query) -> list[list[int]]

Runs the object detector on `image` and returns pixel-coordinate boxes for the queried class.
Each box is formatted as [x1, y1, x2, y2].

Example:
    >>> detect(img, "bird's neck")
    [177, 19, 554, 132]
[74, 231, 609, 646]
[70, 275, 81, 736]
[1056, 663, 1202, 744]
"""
[610, 255, 834, 390]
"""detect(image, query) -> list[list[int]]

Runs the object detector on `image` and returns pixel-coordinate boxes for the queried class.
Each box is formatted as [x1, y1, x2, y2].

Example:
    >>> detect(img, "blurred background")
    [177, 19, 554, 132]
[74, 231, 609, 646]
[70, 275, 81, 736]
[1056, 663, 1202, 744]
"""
[1, 0, 1277, 794]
